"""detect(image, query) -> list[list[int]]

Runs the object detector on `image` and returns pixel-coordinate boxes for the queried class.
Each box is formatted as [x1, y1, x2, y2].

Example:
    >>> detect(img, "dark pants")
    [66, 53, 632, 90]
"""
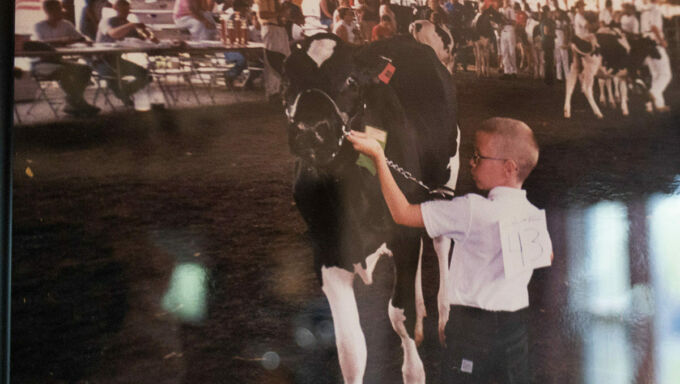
[224, 51, 247, 80]
[543, 39, 555, 85]
[94, 56, 151, 102]
[31, 60, 92, 106]
[441, 306, 530, 384]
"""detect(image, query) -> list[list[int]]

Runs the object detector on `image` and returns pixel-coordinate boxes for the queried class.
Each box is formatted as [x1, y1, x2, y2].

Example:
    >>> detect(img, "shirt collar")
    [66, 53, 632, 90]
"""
[488, 186, 526, 201]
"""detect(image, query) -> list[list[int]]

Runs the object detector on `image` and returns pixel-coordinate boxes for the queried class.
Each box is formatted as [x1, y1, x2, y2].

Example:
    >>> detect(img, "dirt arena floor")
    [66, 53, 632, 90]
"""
[11, 72, 680, 383]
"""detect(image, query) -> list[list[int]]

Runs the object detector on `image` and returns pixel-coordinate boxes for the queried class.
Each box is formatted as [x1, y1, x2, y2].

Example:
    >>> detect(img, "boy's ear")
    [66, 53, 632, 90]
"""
[504, 159, 519, 178]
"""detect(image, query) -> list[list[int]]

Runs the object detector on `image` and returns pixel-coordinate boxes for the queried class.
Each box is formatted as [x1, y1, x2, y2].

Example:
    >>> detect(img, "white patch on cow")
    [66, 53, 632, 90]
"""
[414, 239, 426, 346]
[433, 236, 451, 347]
[354, 243, 391, 285]
[321, 266, 366, 384]
[307, 39, 337, 68]
[388, 300, 426, 384]
[444, 126, 461, 191]
[410, 20, 455, 74]
[565, 53, 604, 119]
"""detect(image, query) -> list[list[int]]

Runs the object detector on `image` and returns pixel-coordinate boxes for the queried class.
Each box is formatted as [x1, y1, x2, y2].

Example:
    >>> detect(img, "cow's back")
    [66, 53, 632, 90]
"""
[356, 37, 459, 202]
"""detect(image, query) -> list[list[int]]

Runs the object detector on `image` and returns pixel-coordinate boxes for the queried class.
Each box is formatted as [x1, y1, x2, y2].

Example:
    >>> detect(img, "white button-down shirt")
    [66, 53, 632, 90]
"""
[421, 187, 552, 312]
[573, 12, 590, 39]
[502, 7, 516, 33]
[599, 8, 613, 25]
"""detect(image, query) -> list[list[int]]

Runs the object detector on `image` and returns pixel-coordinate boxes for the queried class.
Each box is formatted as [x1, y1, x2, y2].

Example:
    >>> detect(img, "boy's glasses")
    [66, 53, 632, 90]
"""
[471, 151, 507, 165]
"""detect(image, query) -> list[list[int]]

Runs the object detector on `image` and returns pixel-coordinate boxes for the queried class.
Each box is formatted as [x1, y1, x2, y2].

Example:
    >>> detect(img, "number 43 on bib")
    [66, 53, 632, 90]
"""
[499, 210, 553, 279]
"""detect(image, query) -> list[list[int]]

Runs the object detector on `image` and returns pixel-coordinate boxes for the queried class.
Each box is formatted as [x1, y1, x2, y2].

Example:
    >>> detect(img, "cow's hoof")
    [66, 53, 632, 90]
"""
[564, 111, 571, 119]
[609, 102, 617, 109]
[595, 113, 604, 119]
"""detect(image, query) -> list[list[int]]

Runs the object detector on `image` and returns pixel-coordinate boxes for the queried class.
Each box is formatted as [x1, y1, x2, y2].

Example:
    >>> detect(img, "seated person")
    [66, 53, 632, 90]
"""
[173, 0, 218, 41]
[371, 14, 394, 41]
[80, 0, 112, 40]
[31, 0, 100, 116]
[94, 0, 152, 106]
[222, 0, 250, 87]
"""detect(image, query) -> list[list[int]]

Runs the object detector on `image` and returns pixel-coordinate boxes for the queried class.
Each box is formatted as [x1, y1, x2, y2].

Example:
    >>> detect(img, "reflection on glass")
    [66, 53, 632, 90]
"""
[649, 182, 680, 384]
[582, 201, 632, 384]
[161, 262, 208, 323]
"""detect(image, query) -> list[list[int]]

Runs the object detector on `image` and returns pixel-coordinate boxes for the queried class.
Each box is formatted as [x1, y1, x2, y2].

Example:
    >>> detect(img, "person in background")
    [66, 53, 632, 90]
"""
[173, 0, 218, 41]
[379, 0, 397, 34]
[371, 14, 394, 41]
[620, 3, 640, 35]
[540, 5, 555, 85]
[255, 0, 290, 101]
[499, 0, 517, 79]
[332, 0, 352, 27]
[223, 0, 250, 88]
[355, 5, 377, 43]
[95, 0, 152, 106]
[32, 0, 100, 116]
[641, 0, 671, 112]
[554, 9, 569, 82]
[333, 7, 359, 43]
[320, 0, 337, 27]
[248, 11, 263, 42]
[514, 2, 529, 70]
[80, 0, 112, 40]
[599, 0, 613, 28]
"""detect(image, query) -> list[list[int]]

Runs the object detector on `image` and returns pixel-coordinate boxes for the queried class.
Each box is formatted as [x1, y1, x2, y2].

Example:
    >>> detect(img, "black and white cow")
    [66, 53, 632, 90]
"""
[564, 28, 660, 118]
[281, 33, 460, 383]
[470, 7, 503, 77]
[410, 19, 456, 74]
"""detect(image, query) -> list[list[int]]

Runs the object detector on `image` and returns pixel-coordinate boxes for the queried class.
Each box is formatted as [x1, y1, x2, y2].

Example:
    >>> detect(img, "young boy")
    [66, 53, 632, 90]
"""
[347, 117, 552, 383]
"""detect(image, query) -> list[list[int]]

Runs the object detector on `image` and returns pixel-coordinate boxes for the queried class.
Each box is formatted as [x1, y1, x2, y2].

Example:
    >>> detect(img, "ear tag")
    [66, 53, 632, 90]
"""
[378, 62, 396, 84]
[356, 126, 388, 176]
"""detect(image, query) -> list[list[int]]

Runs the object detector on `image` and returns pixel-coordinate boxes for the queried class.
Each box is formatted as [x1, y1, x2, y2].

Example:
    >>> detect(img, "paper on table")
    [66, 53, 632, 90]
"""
[499, 210, 552, 278]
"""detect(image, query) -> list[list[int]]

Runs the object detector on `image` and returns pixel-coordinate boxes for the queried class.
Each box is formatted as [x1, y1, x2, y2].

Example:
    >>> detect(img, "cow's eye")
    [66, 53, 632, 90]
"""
[345, 76, 358, 90]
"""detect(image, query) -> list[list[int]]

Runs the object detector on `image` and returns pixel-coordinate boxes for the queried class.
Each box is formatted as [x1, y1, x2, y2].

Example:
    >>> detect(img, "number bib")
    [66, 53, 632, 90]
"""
[499, 210, 552, 278]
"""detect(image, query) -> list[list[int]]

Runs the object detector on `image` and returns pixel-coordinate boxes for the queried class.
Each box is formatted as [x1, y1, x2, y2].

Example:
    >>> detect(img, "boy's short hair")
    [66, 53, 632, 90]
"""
[477, 117, 539, 183]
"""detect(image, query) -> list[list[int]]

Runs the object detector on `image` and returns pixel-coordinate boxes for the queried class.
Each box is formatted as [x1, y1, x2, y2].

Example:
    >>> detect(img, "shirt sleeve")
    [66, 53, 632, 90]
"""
[420, 196, 472, 240]
[64, 21, 85, 40]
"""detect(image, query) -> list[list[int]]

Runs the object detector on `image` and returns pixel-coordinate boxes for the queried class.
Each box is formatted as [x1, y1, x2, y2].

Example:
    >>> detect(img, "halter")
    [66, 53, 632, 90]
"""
[284, 85, 454, 198]
[285, 87, 363, 161]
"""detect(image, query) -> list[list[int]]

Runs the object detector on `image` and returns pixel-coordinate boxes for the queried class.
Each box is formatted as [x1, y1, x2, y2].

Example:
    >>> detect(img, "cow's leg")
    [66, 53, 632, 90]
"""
[433, 236, 451, 346]
[414, 239, 426, 346]
[598, 78, 607, 105]
[354, 242, 389, 285]
[606, 78, 617, 109]
[389, 236, 425, 384]
[581, 56, 604, 119]
[564, 59, 580, 118]
[321, 266, 366, 384]
[617, 77, 629, 116]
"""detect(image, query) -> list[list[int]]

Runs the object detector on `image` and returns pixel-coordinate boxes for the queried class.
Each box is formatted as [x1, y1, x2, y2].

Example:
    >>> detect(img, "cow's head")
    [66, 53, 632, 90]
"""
[282, 34, 387, 166]
[630, 35, 661, 70]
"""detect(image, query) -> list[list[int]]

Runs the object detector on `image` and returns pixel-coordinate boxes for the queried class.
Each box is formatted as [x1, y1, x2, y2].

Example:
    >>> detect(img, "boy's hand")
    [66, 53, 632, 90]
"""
[347, 130, 384, 160]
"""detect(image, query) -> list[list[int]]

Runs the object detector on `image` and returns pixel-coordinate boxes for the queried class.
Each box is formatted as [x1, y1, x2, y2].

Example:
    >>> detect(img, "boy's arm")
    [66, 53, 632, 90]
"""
[347, 131, 425, 228]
